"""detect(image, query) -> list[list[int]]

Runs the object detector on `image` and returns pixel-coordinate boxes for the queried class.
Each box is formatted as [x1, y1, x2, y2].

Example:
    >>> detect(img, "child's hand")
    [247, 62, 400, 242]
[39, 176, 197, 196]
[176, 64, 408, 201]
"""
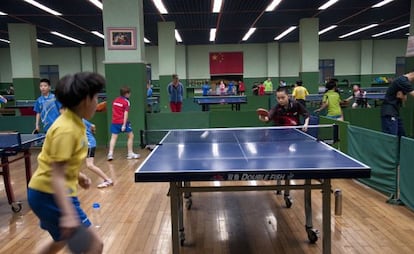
[90, 124, 96, 134]
[121, 125, 126, 132]
[78, 174, 91, 189]
[302, 124, 308, 132]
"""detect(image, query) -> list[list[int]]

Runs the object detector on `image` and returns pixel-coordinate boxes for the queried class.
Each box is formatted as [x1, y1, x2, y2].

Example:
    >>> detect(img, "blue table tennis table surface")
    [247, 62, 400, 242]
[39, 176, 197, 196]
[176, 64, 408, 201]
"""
[193, 95, 247, 104]
[135, 128, 370, 182]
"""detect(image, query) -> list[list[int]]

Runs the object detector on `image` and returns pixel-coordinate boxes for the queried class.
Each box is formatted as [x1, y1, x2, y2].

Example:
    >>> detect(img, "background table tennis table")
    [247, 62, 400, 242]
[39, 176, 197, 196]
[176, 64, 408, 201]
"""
[0, 133, 45, 212]
[306, 93, 385, 107]
[193, 95, 247, 111]
[135, 127, 370, 254]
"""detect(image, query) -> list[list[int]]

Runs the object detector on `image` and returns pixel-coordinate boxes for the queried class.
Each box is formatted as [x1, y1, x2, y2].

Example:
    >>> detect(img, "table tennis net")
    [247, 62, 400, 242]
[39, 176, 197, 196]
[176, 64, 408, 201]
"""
[140, 125, 338, 147]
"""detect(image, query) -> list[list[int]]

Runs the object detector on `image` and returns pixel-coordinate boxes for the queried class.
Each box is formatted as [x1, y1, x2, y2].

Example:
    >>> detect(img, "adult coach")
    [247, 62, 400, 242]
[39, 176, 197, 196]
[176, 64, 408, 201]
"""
[167, 74, 184, 112]
[381, 70, 414, 136]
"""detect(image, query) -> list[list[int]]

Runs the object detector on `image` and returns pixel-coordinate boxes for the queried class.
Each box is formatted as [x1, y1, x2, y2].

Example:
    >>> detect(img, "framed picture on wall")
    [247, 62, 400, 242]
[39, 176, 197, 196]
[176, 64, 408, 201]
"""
[107, 27, 137, 50]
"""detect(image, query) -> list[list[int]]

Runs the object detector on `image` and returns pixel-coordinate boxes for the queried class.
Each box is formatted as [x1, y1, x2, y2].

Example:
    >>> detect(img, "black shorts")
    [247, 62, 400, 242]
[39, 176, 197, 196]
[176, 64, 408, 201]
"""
[87, 147, 96, 158]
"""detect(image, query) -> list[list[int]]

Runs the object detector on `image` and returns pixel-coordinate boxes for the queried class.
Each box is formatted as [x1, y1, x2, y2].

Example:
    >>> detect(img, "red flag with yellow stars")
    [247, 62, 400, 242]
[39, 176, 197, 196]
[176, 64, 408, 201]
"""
[209, 52, 243, 75]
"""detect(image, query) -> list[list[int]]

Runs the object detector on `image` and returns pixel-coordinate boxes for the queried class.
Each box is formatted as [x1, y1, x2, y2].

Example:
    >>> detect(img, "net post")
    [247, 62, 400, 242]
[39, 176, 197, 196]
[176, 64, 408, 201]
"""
[333, 124, 339, 143]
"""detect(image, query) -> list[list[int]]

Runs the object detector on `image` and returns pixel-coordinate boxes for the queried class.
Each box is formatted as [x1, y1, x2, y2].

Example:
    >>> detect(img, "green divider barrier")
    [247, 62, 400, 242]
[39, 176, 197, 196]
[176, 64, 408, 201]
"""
[209, 111, 267, 128]
[348, 125, 399, 199]
[399, 137, 414, 211]
[318, 116, 349, 152]
[146, 112, 210, 130]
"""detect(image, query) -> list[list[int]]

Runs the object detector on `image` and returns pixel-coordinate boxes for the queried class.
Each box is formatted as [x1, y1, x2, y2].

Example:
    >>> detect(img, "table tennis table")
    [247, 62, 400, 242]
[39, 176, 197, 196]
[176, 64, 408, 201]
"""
[0, 132, 45, 212]
[305, 93, 385, 107]
[193, 95, 247, 111]
[135, 126, 370, 254]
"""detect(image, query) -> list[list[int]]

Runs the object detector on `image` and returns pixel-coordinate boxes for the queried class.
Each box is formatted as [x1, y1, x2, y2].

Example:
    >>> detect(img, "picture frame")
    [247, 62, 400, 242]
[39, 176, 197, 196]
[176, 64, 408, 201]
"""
[107, 27, 137, 50]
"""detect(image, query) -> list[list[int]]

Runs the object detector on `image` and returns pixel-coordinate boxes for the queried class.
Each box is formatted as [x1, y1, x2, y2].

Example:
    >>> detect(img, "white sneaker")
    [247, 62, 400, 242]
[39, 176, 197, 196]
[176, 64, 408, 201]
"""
[107, 153, 113, 161]
[126, 152, 140, 159]
[97, 179, 114, 188]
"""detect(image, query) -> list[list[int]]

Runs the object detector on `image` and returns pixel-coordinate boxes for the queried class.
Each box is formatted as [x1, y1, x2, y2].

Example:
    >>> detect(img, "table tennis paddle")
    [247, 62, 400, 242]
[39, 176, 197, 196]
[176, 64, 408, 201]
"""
[67, 225, 92, 254]
[256, 108, 269, 117]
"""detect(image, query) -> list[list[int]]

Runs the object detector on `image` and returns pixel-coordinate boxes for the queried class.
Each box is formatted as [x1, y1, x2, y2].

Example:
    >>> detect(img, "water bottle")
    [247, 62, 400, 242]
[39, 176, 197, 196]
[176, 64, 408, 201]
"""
[334, 189, 342, 216]
[92, 202, 101, 228]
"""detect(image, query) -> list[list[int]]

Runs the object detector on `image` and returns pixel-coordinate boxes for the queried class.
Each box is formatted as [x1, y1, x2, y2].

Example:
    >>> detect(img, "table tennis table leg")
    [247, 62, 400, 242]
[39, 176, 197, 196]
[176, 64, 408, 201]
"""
[304, 179, 318, 243]
[23, 150, 32, 185]
[284, 179, 292, 208]
[169, 182, 180, 254]
[322, 179, 332, 254]
[183, 181, 192, 209]
[1, 157, 15, 206]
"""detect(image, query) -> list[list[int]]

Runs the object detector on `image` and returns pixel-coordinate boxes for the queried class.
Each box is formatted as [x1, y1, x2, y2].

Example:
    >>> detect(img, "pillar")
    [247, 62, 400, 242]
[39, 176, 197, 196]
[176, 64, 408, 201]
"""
[299, 18, 319, 93]
[360, 40, 374, 87]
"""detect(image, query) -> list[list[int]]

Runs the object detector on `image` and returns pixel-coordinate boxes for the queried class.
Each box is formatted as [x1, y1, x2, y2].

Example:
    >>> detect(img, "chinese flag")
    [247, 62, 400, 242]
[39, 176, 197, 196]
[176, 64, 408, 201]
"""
[209, 52, 243, 75]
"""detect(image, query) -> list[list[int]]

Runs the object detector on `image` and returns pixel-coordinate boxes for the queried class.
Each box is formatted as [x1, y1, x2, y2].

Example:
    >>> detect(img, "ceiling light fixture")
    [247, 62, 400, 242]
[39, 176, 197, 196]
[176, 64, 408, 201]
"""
[210, 28, 217, 42]
[339, 24, 378, 38]
[175, 29, 182, 42]
[274, 26, 297, 40]
[0, 38, 10, 44]
[319, 25, 338, 35]
[51, 31, 86, 44]
[153, 0, 168, 14]
[242, 28, 256, 41]
[372, 0, 394, 8]
[88, 0, 103, 10]
[24, 0, 62, 16]
[265, 0, 282, 12]
[36, 39, 53, 45]
[372, 24, 410, 37]
[91, 31, 105, 39]
[212, 0, 223, 13]
[318, 0, 339, 10]
[0, 11, 7, 15]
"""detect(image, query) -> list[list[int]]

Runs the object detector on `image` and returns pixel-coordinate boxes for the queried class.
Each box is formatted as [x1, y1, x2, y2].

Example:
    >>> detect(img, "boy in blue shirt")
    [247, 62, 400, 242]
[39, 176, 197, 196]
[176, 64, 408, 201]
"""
[33, 78, 63, 133]
[83, 119, 113, 188]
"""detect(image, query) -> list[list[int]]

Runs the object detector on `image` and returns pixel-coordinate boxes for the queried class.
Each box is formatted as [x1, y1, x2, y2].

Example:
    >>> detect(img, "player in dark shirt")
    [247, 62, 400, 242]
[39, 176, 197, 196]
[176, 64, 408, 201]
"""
[259, 87, 310, 131]
[381, 71, 414, 136]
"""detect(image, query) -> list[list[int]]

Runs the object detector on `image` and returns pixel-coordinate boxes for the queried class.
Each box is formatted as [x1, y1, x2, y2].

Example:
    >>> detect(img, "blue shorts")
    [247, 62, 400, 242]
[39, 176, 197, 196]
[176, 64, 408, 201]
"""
[28, 188, 91, 241]
[110, 122, 132, 134]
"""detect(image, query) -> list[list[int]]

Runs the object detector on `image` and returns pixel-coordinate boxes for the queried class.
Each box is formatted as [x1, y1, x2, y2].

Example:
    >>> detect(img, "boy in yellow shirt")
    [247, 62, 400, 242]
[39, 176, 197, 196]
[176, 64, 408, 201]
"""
[28, 72, 105, 254]
[292, 80, 309, 108]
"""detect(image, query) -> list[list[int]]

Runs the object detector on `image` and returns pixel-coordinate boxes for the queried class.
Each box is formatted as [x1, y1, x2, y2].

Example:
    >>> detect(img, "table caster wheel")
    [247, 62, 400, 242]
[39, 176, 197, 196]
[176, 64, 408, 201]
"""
[179, 230, 185, 246]
[306, 228, 319, 243]
[185, 198, 192, 210]
[11, 202, 22, 213]
[285, 196, 293, 208]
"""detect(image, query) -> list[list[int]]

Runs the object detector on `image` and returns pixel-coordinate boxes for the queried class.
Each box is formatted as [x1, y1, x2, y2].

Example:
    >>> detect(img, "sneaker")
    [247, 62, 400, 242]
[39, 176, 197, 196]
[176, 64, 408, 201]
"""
[107, 153, 113, 161]
[97, 179, 114, 188]
[126, 152, 140, 159]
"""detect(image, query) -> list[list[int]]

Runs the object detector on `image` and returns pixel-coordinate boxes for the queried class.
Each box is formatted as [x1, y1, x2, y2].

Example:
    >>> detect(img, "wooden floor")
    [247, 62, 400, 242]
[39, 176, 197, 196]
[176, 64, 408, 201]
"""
[1, 147, 414, 254]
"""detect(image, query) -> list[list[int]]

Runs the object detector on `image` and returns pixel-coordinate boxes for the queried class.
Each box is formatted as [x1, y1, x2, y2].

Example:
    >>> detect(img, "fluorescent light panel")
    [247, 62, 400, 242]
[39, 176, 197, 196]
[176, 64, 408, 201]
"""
[212, 0, 223, 13]
[89, 0, 103, 10]
[265, 0, 282, 12]
[24, 0, 62, 16]
[210, 28, 217, 42]
[372, 24, 410, 37]
[0, 11, 7, 15]
[339, 24, 378, 38]
[175, 29, 182, 42]
[242, 28, 256, 41]
[0, 38, 10, 44]
[372, 0, 394, 8]
[36, 39, 53, 45]
[318, 0, 339, 10]
[91, 31, 105, 39]
[319, 25, 338, 35]
[51, 31, 85, 45]
[153, 0, 168, 14]
[274, 26, 297, 40]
